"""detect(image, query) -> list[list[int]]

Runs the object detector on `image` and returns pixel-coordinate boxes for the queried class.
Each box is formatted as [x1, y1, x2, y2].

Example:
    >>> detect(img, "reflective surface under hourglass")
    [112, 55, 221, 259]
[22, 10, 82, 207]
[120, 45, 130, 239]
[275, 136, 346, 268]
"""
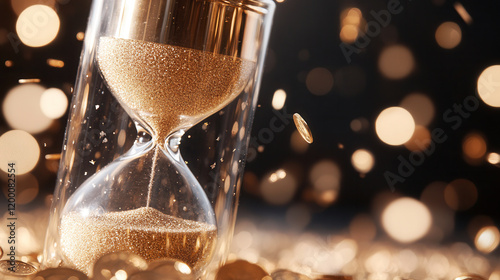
[55, 0, 270, 276]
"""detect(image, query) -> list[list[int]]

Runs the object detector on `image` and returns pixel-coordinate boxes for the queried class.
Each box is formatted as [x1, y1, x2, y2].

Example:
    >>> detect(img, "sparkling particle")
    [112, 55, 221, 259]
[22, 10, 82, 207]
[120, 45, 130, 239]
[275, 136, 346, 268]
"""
[89, 160, 96, 165]
[293, 113, 313, 144]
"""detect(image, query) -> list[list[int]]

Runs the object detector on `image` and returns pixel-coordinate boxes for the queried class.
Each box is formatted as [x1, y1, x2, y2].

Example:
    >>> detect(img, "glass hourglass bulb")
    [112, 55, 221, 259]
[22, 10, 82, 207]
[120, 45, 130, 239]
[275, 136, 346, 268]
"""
[58, 37, 255, 275]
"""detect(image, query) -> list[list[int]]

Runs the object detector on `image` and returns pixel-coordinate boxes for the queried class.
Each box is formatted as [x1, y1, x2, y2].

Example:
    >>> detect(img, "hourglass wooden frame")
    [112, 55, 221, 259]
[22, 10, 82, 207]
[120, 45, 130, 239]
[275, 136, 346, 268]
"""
[42, 0, 275, 277]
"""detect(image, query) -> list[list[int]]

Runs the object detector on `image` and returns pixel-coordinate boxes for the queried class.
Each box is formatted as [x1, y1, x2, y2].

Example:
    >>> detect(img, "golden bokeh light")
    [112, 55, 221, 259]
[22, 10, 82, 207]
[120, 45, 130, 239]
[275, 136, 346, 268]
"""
[310, 160, 341, 207]
[350, 117, 369, 132]
[400, 93, 435, 126]
[454, 3, 473, 24]
[3, 84, 53, 134]
[375, 107, 415, 146]
[468, 215, 495, 241]
[491, 271, 500, 280]
[0, 130, 40, 175]
[487, 152, 500, 165]
[260, 169, 298, 205]
[19, 78, 41, 84]
[5, 60, 13, 67]
[404, 125, 431, 152]
[272, 89, 286, 110]
[40, 87, 68, 119]
[378, 45, 415, 79]
[381, 197, 432, 243]
[340, 8, 362, 43]
[475, 226, 500, 254]
[462, 132, 487, 163]
[435, 22, 462, 49]
[306, 67, 334, 96]
[16, 4, 60, 47]
[351, 149, 375, 174]
[444, 179, 478, 211]
[340, 25, 359, 44]
[76, 31, 85, 41]
[477, 65, 500, 107]
[46, 58, 64, 68]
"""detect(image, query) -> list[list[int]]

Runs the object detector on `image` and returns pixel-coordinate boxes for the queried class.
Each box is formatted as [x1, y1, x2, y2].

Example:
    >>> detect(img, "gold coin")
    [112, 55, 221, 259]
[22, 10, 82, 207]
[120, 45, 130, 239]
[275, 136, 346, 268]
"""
[293, 113, 313, 144]
[216, 260, 268, 280]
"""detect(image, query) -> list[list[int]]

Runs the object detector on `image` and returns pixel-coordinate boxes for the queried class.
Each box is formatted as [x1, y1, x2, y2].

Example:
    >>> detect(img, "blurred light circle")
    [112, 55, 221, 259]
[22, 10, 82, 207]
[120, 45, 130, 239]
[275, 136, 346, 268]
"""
[404, 125, 431, 152]
[272, 89, 286, 110]
[487, 152, 500, 164]
[400, 93, 435, 126]
[40, 87, 68, 119]
[435, 21, 462, 49]
[260, 169, 297, 205]
[340, 25, 359, 43]
[16, 4, 60, 47]
[306, 67, 334, 96]
[351, 149, 375, 174]
[468, 215, 495, 241]
[378, 45, 415, 79]
[477, 65, 500, 107]
[341, 7, 362, 26]
[3, 84, 53, 134]
[444, 178, 478, 211]
[375, 107, 415, 145]
[10, 0, 57, 15]
[0, 130, 40, 175]
[310, 160, 341, 206]
[381, 197, 432, 243]
[475, 226, 500, 254]
[350, 117, 369, 132]
[462, 132, 487, 164]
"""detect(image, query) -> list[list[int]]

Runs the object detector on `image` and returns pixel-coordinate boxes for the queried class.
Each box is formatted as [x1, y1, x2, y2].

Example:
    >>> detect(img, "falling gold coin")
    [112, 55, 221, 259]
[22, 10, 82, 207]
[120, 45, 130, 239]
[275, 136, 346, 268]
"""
[293, 113, 313, 144]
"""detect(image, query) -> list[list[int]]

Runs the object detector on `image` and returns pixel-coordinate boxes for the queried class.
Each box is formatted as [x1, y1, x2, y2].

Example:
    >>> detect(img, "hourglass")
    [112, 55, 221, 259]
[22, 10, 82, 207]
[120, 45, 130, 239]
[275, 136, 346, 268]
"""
[45, 0, 275, 276]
